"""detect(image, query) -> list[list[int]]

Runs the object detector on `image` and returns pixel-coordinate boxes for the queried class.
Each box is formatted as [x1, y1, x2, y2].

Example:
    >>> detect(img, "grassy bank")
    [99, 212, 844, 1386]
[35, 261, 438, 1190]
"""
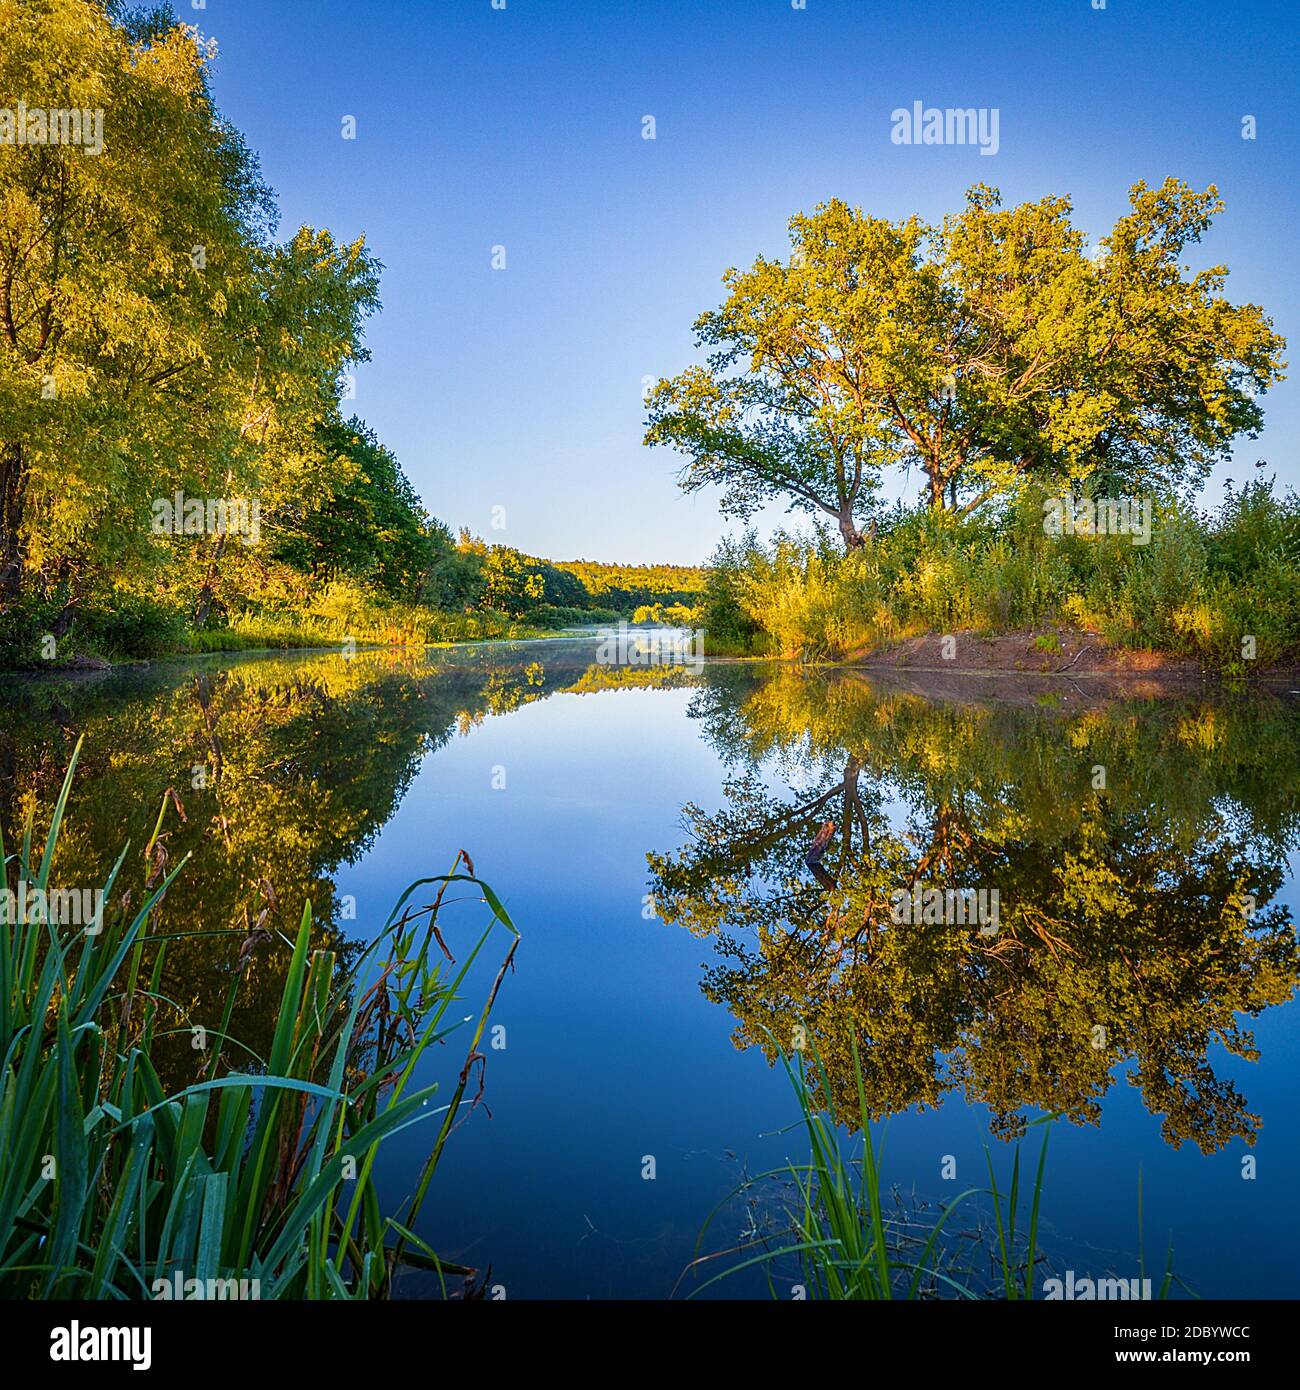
[701, 482, 1300, 675]
[0, 583, 566, 670]
[0, 740, 517, 1299]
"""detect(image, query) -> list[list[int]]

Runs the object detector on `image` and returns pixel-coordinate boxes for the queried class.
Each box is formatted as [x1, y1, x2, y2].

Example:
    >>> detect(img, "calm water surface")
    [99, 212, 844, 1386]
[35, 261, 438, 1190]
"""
[3, 638, 1297, 1298]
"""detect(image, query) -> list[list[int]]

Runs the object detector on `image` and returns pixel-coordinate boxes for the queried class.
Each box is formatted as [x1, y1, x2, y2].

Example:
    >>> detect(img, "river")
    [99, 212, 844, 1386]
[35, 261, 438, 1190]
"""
[2, 636, 1296, 1298]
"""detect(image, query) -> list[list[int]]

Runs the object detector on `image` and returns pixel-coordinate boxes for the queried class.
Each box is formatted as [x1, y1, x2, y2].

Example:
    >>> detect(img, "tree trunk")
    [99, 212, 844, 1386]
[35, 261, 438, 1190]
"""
[926, 464, 946, 511]
[837, 508, 864, 552]
[0, 442, 27, 600]
[50, 603, 79, 638]
[193, 530, 228, 629]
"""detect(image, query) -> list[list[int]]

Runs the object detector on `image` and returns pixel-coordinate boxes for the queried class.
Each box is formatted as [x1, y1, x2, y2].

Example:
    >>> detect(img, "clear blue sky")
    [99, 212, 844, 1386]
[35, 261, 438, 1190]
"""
[202, 0, 1300, 564]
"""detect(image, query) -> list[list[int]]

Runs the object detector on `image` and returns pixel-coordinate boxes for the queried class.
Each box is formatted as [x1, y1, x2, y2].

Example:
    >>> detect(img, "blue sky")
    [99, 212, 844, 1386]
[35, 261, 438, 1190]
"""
[202, 0, 1300, 564]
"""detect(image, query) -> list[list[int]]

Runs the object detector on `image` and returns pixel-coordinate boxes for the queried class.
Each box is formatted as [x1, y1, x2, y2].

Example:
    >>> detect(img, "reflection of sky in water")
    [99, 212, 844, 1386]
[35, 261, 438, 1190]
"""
[6, 645, 1290, 1299]
[336, 675, 1300, 1300]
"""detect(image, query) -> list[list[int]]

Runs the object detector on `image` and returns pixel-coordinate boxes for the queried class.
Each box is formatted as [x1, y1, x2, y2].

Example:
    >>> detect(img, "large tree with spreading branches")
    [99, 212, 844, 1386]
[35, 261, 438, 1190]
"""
[645, 182, 1285, 549]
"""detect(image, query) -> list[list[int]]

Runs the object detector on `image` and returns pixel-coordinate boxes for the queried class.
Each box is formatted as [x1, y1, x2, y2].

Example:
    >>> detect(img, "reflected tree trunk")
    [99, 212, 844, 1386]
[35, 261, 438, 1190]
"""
[0, 441, 28, 599]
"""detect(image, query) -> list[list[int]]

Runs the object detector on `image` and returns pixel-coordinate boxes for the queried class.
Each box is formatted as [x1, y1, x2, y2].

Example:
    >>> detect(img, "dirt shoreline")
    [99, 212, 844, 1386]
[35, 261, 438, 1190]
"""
[842, 628, 1300, 683]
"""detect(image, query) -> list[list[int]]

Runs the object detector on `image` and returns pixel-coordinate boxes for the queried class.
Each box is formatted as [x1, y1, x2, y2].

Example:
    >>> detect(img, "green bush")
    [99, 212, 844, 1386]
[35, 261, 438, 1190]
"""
[527, 604, 621, 629]
[0, 590, 185, 667]
[708, 481, 1300, 671]
[0, 591, 55, 668]
[76, 592, 187, 660]
[700, 534, 770, 655]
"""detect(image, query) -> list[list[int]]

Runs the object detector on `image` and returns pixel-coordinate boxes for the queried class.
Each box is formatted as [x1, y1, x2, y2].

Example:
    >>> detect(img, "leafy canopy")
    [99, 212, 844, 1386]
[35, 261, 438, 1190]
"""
[646, 183, 1285, 543]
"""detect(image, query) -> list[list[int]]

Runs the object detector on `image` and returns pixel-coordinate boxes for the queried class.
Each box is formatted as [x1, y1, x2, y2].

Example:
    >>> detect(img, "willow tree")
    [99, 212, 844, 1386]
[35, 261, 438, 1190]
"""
[0, 1, 261, 603]
[645, 183, 1284, 538]
[0, 0, 378, 627]
[186, 227, 380, 628]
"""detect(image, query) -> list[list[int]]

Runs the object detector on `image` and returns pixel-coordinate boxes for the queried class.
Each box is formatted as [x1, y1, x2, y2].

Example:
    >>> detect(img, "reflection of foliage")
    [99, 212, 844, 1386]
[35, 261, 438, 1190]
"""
[0, 648, 639, 1084]
[566, 665, 703, 694]
[651, 670, 1300, 1153]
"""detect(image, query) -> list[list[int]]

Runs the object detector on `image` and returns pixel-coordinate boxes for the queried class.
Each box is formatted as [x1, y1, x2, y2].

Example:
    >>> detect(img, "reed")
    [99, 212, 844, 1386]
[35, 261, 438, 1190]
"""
[685, 1036, 1177, 1300]
[0, 737, 517, 1299]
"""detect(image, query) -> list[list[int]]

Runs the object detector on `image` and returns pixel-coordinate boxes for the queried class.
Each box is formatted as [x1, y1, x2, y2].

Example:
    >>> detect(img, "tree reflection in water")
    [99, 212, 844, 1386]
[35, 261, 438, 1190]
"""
[649, 667, 1300, 1154]
[0, 647, 629, 1086]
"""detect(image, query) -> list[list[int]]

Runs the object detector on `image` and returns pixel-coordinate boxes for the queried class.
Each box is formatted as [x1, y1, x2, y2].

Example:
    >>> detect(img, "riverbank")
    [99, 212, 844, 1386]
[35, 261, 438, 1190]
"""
[0, 613, 579, 674]
[697, 486, 1300, 676]
[843, 626, 1300, 683]
[706, 624, 1300, 687]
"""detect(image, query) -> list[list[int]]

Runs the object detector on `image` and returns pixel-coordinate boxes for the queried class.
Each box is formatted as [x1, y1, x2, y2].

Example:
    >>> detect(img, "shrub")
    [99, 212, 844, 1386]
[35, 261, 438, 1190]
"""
[700, 535, 769, 655]
[0, 589, 186, 667]
[707, 481, 1300, 672]
[528, 604, 621, 629]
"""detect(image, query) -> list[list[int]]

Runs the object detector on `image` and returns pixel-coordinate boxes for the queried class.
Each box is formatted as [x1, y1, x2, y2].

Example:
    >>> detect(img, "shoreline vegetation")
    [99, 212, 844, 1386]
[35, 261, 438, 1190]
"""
[691, 482, 1300, 678]
[4, 6, 1295, 683]
[645, 185, 1299, 680]
[687, 1041, 1180, 1301]
[0, 739, 520, 1299]
[0, 550, 709, 674]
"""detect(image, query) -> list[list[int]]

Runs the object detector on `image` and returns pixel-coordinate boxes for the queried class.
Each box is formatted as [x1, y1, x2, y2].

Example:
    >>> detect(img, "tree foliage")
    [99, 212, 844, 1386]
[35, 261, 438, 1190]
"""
[0, 0, 396, 637]
[270, 418, 435, 601]
[646, 184, 1285, 544]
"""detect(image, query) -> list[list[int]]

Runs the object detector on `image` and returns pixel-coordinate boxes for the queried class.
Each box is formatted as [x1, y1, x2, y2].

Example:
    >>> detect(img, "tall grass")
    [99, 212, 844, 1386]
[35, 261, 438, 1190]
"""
[711, 481, 1300, 671]
[685, 1038, 1177, 1301]
[0, 738, 518, 1299]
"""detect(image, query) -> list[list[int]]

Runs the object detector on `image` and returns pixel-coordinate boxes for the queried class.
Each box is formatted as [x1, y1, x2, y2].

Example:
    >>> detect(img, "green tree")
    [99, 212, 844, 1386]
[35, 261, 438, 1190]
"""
[270, 417, 435, 601]
[420, 525, 486, 611]
[0, 0, 380, 634]
[0, 0, 269, 602]
[646, 184, 1284, 539]
[183, 226, 380, 628]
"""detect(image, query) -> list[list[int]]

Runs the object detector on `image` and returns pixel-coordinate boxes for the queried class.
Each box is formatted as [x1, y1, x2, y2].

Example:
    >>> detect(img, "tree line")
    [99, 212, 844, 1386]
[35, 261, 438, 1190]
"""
[0, 0, 699, 666]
